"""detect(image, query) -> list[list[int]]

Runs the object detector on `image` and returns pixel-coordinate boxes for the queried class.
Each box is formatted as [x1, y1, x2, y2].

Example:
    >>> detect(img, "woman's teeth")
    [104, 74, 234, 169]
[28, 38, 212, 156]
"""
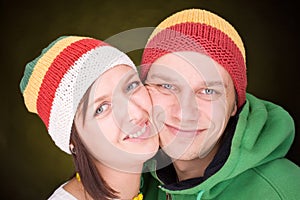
[128, 125, 146, 139]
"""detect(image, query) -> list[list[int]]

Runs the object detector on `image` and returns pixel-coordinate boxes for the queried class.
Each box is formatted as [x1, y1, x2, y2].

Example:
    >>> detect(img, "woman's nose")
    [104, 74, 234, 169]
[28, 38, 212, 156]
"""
[128, 88, 151, 125]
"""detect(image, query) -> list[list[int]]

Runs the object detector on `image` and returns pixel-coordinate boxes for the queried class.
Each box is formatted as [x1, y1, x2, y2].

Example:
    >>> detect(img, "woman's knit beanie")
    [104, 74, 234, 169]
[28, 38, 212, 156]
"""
[20, 36, 136, 154]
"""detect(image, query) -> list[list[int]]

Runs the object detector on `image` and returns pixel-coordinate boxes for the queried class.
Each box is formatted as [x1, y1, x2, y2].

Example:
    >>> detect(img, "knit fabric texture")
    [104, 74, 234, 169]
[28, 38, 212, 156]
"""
[141, 9, 247, 107]
[20, 36, 136, 154]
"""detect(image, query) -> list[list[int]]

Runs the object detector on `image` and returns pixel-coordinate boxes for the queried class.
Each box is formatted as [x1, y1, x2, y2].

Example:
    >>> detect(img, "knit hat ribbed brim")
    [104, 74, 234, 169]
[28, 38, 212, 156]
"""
[20, 36, 136, 154]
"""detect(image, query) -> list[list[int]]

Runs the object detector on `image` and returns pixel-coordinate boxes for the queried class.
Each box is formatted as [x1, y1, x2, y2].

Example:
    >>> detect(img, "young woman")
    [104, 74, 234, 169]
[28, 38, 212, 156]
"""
[19, 36, 159, 200]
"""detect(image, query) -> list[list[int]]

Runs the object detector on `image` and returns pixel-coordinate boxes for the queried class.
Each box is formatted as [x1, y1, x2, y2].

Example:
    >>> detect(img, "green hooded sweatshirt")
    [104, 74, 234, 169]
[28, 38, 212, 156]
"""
[141, 93, 300, 200]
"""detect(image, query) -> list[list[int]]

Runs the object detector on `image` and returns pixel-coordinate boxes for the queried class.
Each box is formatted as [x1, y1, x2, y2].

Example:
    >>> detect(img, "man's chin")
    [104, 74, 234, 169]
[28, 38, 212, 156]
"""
[160, 145, 195, 161]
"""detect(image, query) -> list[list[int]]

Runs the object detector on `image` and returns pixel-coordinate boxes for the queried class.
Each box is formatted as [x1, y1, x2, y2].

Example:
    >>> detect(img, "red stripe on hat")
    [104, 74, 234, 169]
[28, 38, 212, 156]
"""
[141, 22, 246, 107]
[37, 38, 107, 127]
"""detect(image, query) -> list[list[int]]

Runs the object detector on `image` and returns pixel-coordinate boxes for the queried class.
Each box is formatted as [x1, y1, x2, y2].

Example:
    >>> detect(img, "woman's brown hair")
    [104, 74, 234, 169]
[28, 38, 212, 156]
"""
[69, 85, 118, 199]
[70, 124, 118, 200]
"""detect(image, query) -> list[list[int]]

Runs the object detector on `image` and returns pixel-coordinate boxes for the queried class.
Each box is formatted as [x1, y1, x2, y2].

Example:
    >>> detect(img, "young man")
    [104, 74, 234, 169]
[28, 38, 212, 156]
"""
[140, 8, 300, 200]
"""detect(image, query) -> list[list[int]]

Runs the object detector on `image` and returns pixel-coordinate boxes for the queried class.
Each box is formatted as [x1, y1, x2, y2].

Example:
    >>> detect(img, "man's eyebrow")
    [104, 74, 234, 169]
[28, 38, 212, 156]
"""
[148, 73, 181, 83]
[204, 81, 227, 87]
[149, 74, 227, 87]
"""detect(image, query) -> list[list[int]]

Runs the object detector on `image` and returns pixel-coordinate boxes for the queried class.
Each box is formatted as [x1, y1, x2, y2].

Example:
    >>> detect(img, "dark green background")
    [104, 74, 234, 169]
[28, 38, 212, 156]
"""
[1, 0, 299, 199]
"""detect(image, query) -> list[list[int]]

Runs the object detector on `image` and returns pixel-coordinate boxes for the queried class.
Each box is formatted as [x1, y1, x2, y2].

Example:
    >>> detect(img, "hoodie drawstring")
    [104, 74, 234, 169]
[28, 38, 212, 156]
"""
[196, 190, 204, 200]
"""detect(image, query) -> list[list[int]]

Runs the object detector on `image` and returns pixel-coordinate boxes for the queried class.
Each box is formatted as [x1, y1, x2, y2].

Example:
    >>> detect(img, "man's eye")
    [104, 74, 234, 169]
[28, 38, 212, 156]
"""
[203, 88, 215, 95]
[161, 84, 175, 90]
[197, 88, 221, 101]
[96, 103, 109, 115]
[126, 81, 140, 92]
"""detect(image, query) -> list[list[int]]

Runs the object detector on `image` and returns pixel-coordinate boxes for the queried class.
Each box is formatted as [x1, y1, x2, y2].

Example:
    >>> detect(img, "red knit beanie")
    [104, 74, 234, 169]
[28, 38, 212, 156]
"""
[141, 9, 247, 108]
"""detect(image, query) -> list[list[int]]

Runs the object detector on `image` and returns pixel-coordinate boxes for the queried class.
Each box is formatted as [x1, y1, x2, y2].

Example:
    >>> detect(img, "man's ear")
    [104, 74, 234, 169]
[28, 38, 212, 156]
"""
[230, 102, 237, 116]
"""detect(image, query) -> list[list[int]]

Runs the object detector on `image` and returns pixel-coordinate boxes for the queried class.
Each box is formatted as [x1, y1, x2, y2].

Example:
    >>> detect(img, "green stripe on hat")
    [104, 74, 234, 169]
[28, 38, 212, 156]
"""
[19, 36, 68, 93]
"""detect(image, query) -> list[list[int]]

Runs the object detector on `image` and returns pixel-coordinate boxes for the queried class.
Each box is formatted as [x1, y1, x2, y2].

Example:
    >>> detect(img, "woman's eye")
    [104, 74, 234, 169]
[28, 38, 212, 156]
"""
[126, 81, 140, 92]
[96, 103, 109, 115]
[161, 84, 175, 90]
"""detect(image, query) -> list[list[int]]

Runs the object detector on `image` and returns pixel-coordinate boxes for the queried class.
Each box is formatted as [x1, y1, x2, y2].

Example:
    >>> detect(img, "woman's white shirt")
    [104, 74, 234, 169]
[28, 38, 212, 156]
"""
[48, 182, 77, 200]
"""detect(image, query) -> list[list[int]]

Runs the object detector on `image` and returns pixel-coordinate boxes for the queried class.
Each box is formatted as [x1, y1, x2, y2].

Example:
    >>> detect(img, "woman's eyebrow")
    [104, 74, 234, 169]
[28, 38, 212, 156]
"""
[122, 71, 137, 83]
[91, 72, 137, 106]
[76, 89, 110, 125]
[93, 95, 109, 105]
[78, 94, 110, 127]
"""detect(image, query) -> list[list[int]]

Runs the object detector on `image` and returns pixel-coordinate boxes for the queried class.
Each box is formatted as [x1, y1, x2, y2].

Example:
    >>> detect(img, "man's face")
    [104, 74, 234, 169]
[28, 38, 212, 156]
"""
[145, 51, 237, 161]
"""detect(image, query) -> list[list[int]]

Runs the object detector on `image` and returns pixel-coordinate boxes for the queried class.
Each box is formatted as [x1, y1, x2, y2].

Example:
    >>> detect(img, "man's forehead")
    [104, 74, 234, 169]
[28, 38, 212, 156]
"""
[148, 51, 231, 84]
[148, 63, 227, 84]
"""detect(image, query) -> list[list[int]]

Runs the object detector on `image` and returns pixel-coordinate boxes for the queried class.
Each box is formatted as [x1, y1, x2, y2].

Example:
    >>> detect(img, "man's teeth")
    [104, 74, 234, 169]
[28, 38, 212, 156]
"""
[128, 125, 146, 138]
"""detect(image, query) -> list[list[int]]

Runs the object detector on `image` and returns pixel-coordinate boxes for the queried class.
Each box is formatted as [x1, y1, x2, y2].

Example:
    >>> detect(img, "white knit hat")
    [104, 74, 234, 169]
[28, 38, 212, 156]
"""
[20, 36, 136, 154]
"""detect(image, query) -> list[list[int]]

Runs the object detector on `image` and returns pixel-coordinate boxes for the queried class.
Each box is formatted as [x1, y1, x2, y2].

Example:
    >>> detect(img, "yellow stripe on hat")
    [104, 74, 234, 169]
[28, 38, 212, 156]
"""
[148, 9, 245, 61]
[23, 36, 86, 113]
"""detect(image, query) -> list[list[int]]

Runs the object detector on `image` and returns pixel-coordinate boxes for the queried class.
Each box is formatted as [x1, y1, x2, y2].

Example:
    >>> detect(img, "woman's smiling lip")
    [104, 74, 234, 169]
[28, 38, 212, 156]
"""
[123, 123, 152, 141]
[164, 123, 205, 137]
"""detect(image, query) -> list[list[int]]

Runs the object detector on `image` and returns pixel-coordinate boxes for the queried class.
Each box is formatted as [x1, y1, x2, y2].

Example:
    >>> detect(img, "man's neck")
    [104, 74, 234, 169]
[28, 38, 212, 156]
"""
[173, 144, 220, 182]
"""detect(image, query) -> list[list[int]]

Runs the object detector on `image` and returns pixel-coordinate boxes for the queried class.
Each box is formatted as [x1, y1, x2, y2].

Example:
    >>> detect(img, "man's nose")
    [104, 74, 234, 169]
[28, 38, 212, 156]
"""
[178, 90, 200, 125]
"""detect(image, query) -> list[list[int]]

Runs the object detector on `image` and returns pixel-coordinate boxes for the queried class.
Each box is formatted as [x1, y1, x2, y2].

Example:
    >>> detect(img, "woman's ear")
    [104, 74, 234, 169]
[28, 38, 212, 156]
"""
[69, 143, 76, 155]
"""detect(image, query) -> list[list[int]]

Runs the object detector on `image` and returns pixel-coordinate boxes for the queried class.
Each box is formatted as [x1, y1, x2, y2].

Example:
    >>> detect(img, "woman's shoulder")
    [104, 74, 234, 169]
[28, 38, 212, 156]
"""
[48, 181, 77, 200]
